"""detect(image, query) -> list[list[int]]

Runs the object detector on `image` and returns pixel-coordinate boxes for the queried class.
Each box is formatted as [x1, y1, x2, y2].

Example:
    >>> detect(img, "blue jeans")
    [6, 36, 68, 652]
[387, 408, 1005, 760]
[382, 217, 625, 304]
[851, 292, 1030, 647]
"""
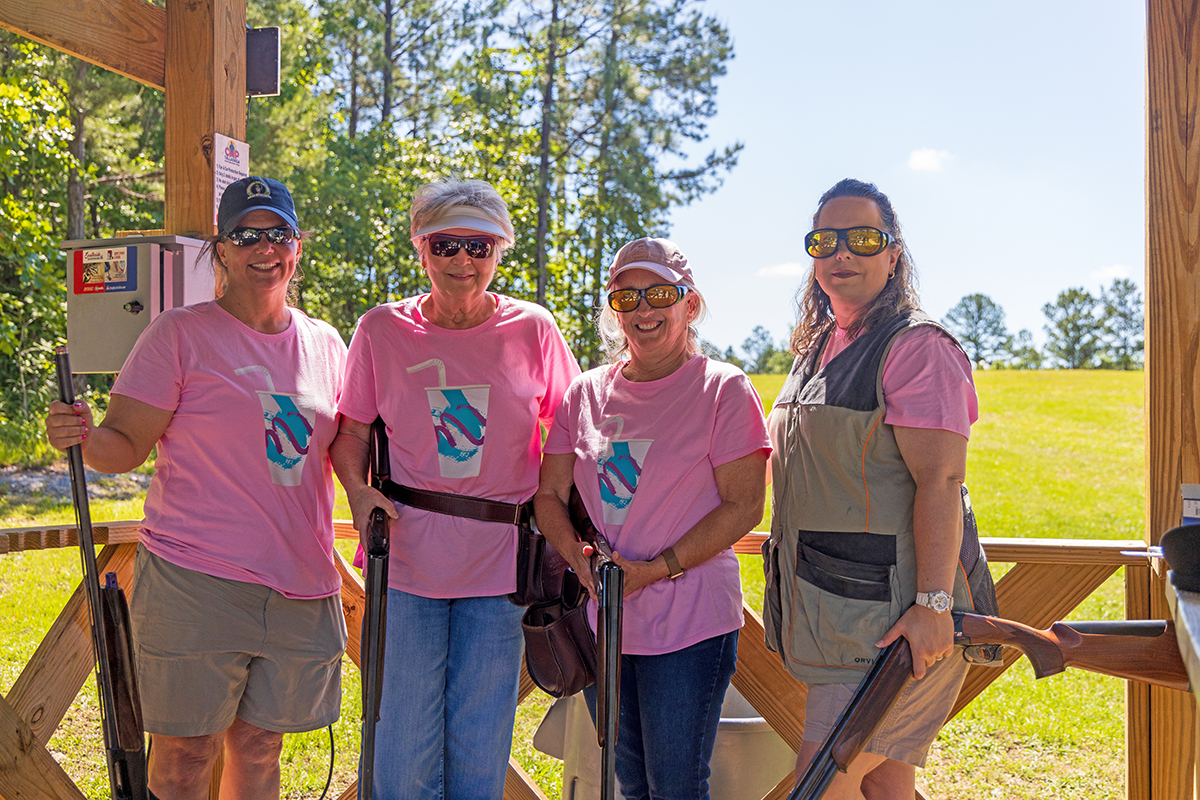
[585, 631, 739, 800]
[365, 590, 525, 800]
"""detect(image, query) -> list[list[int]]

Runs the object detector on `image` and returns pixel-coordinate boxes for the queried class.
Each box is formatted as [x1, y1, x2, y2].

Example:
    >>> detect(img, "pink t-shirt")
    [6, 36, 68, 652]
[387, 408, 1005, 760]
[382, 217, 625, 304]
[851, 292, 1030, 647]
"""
[338, 294, 580, 598]
[819, 325, 978, 438]
[112, 301, 347, 599]
[544, 354, 771, 655]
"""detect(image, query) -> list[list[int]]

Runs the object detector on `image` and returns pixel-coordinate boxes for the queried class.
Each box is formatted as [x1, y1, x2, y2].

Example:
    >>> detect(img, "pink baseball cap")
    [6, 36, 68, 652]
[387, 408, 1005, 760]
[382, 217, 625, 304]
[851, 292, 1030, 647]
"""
[606, 237, 695, 289]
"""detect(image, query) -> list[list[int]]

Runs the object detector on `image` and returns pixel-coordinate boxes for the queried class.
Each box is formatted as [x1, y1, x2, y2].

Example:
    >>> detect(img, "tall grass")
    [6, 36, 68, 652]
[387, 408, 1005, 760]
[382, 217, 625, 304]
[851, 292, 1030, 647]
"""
[0, 370, 1145, 799]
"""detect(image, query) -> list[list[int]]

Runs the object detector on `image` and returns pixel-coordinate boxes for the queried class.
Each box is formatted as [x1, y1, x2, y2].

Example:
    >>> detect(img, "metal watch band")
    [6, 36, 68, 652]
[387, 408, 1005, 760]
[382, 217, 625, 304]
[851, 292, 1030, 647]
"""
[915, 589, 953, 613]
[661, 546, 684, 579]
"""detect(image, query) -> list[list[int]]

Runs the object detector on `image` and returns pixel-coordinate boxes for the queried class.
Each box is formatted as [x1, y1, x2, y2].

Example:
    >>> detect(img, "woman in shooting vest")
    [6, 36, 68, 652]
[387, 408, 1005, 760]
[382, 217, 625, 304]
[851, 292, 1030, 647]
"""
[763, 178, 979, 799]
[330, 179, 579, 800]
[45, 176, 347, 800]
[535, 237, 770, 800]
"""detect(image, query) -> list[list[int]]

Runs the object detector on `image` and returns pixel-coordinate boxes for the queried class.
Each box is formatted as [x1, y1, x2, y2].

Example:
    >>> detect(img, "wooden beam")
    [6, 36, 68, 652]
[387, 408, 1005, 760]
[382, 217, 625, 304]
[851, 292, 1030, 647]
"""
[5, 544, 137, 745]
[1, 522, 142, 555]
[164, 0, 245, 237]
[731, 604, 806, 754]
[0, 694, 85, 800]
[335, 549, 365, 670]
[0, 0, 165, 88]
[1147, 0, 1200, 796]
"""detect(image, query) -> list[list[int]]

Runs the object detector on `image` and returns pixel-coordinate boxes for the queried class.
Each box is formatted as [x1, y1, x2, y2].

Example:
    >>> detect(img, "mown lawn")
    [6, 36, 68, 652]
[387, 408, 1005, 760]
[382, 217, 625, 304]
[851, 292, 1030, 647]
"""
[0, 369, 1144, 799]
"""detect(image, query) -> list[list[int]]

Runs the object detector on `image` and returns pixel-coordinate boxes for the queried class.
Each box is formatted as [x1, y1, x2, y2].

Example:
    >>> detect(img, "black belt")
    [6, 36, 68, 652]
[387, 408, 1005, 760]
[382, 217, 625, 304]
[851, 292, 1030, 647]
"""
[380, 480, 532, 526]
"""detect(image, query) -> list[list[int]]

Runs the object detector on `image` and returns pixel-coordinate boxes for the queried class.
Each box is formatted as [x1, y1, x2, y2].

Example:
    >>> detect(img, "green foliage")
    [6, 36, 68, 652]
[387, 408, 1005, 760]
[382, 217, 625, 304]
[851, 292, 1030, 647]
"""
[1042, 287, 1103, 369]
[0, 39, 74, 461]
[1100, 277, 1144, 370]
[943, 292, 1010, 368]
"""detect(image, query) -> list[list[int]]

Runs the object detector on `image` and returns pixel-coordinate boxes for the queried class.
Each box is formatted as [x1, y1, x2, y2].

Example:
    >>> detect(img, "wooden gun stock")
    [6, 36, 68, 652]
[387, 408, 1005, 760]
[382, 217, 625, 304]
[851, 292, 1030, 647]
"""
[953, 612, 1189, 692]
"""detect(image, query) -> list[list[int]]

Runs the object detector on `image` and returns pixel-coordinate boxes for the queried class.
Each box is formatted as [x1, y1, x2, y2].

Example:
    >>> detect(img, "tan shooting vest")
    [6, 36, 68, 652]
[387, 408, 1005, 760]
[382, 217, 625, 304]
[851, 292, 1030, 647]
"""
[763, 311, 986, 684]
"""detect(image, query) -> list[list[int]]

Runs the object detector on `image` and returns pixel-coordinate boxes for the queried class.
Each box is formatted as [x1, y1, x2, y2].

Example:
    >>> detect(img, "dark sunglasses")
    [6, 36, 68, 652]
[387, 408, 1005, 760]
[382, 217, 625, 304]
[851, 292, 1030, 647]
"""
[607, 284, 688, 313]
[225, 226, 297, 247]
[427, 235, 496, 259]
[804, 226, 892, 258]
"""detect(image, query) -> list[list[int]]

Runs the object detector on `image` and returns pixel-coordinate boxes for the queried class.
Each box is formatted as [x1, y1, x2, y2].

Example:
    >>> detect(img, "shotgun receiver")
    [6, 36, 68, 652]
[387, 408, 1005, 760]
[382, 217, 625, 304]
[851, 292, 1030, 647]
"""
[953, 612, 1189, 692]
[359, 417, 391, 800]
[54, 347, 150, 800]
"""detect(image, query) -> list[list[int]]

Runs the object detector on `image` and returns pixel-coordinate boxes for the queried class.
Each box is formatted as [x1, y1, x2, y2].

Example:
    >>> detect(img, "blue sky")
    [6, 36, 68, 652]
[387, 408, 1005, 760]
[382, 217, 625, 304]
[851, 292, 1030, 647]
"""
[667, 0, 1145, 354]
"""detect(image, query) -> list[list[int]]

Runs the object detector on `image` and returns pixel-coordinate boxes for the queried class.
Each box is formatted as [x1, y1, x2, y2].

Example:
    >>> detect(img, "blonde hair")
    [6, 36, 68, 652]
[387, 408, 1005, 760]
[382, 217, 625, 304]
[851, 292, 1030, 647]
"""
[597, 288, 708, 362]
[409, 179, 515, 260]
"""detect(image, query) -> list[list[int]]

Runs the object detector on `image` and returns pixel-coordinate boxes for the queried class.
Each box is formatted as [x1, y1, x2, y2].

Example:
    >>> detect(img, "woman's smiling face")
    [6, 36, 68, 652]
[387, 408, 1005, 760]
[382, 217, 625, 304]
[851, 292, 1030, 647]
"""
[812, 196, 899, 324]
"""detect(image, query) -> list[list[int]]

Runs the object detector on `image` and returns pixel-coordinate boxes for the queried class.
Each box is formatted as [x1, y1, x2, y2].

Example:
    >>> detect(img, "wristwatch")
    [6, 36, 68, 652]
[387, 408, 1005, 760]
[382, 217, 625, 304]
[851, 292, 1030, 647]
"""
[915, 590, 953, 614]
[661, 546, 684, 579]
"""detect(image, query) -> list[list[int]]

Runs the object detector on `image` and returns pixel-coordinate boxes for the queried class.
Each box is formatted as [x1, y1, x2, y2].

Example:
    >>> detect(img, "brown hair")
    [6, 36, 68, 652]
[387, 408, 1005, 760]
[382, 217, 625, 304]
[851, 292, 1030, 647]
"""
[789, 178, 920, 356]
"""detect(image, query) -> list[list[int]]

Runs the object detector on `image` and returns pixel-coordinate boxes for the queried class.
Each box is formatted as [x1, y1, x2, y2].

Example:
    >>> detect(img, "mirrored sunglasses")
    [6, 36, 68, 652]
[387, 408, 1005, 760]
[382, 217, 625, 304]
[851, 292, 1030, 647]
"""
[607, 284, 688, 313]
[427, 235, 496, 259]
[225, 226, 297, 247]
[804, 226, 892, 258]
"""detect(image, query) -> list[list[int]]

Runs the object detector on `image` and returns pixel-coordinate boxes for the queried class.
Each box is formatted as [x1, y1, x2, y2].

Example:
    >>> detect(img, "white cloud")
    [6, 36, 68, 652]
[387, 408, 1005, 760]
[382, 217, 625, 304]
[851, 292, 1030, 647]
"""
[1091, 264, 1131, 283]
[757, 262, 807, 278]
[907, 148, 953, 172]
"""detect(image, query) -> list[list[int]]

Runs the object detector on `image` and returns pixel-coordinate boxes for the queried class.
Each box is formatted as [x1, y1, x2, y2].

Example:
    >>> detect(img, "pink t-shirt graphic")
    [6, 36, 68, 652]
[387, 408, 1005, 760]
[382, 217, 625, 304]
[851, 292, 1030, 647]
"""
[236, 364, 319, 486]
[409, 358, 491, 479]
[595, 416, 652, 526]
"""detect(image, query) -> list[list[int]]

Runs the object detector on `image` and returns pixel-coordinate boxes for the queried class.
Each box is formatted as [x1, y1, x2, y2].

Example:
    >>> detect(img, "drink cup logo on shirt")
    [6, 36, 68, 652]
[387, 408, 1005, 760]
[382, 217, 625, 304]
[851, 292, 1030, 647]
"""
[236, 365, 317, 487]
[409, 359, 491, 479]
[596, 416, 652, 526]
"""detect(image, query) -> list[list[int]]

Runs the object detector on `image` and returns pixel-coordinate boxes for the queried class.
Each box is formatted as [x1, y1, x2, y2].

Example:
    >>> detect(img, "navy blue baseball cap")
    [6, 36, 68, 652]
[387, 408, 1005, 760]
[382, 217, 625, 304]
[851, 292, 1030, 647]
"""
[217, 176, 299, 234]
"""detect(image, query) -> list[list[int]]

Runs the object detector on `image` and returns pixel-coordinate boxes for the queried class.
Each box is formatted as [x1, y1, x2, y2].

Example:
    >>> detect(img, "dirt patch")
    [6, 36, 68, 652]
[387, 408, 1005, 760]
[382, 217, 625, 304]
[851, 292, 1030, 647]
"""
[0, 464, 151, 501]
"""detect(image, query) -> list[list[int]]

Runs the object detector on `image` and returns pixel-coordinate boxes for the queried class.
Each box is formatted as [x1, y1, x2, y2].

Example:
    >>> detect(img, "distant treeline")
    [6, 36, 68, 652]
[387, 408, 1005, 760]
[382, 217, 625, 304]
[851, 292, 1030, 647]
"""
[0, 0, 738, 458]
[722, 279, 1145, 373]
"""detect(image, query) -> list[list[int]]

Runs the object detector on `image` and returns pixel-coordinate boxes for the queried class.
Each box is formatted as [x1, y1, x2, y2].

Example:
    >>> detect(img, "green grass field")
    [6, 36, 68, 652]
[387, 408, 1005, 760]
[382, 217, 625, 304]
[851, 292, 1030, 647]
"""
[0, 369, 1144, 799]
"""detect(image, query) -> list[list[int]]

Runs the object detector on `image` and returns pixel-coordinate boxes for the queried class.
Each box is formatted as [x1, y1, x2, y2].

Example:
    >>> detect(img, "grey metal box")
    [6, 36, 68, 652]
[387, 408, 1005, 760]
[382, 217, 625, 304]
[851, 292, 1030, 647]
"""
[61, 235, 213, 373]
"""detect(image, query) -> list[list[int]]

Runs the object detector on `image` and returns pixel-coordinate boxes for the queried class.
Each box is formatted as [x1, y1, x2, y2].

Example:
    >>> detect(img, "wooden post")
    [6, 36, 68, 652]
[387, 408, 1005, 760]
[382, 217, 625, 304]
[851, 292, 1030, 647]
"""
[1145, 1, 1200, 798]
[164, 0, 246, 237]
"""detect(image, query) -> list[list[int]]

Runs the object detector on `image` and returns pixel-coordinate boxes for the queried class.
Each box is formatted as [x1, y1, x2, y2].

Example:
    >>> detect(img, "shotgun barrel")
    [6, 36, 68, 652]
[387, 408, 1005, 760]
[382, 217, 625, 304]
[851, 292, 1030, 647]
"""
[360, 417, 391, 800]
[592, 533, 623, 800]
[55, 347, 149, 800]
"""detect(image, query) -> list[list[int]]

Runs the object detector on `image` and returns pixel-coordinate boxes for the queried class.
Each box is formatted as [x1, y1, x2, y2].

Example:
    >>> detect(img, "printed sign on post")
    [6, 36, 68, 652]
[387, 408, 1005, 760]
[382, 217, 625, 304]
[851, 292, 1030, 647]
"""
[213, 133, 251, 226]
[1183, 485, 1200, 526]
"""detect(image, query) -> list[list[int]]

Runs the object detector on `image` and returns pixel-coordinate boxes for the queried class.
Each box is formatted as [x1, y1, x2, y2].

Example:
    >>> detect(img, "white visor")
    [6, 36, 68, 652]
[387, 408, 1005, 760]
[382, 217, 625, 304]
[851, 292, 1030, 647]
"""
[412, 206, 512, 243]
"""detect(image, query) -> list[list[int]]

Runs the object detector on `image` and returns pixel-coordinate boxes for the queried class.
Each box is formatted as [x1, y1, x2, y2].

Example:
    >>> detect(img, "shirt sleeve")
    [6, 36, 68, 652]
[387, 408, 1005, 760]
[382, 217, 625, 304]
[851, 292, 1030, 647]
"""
[709, 369, 772, 468]
[337, 312, 380, 424]
[537, 315, 582, 430]
[543, 379, 580, 456]
[110, 312, 185, 412]
[881, 326, 978, 439]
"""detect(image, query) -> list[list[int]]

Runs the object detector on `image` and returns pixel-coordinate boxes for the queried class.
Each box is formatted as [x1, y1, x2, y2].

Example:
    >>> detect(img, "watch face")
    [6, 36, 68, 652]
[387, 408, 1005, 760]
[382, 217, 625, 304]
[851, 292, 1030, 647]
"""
[932, 592, 952, 613]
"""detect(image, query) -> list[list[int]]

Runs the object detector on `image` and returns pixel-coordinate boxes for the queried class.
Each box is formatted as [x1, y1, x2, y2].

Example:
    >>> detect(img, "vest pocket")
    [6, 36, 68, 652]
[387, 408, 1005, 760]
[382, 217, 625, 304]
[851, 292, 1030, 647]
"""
[789, 530, 902, 671]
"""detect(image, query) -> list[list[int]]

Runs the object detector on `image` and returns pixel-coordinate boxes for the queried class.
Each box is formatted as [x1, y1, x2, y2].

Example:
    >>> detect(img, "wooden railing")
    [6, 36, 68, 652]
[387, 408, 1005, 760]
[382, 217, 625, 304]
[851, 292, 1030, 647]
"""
[0, 524, 1170, 800]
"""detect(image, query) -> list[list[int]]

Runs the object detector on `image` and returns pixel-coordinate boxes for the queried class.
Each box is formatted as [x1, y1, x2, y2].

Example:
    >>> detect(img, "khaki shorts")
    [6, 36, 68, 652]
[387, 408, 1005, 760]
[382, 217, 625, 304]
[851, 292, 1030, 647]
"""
[803, 651, 968, 767]
[129, 545, 347, 737]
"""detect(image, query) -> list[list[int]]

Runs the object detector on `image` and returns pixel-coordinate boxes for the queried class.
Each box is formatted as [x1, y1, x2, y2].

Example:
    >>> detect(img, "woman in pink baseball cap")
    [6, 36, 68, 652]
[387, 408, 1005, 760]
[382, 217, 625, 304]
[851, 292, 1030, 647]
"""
[535, 236, 771, 800]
